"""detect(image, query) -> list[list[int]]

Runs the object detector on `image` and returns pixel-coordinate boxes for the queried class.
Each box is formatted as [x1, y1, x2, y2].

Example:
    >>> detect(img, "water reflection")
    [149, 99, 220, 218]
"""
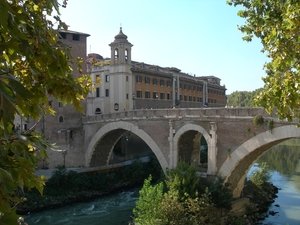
[256, 139, 300, 225]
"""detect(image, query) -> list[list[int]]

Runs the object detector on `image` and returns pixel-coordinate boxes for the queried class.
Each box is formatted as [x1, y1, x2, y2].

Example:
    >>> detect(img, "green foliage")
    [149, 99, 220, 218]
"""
[132, 162, 233, 225]
[0, 0, 93, 223]
[18, 159, 163, 213]
[249, 162, 271, 188]
[267, 119, 274, 132]
[133, 176, 166, 225]
[227, 89, 262, 107]
[253, 115, 264, 126]
[208, 177, 233, 211]
[166, 161, 200, 199]
[227, 0, 300, 124]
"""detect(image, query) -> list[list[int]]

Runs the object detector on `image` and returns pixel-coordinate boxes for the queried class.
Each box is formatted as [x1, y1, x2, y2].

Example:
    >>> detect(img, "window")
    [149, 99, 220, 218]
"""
[136, 90, 142, 98]
[189, 96, 192, 101]
[125, 49, 128, 63]
[59, 116, 64, 123]
[193, 86, 196, 91]
[153, 92, 158, 99]
[59, 102, 63, 107]
[59, 32, 66, 39]
[136, 76, 142, 83]
[95, 108, 102, 114]
[184, 84, 187, 90]
[145, 91, 150, 99]
[160, 93, 164, 99]
[114, 49, 118, 63]
[153, 78, 157, 85]
[167, 80, 171, 87]
[160, 79, 165, 86]
[126, 94, 128, 99]
[126, 76, 128, 82]
[193, 97, 196, 102]
[184, 95, 187, 101]
[105, 75, 109, 82]
[72, 34, 80, 41]
[105, 89, 109, 97]
[96, 87, 100, 97]
[188, 85, 191, 90]
[180, 95, 182, 100]
[167, 93, 170, 100]
[145, 77, 150, 84]
[180, 83, 182, 89]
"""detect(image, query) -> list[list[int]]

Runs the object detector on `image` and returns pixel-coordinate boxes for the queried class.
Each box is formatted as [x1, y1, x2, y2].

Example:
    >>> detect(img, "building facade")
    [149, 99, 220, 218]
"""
[87, 28, 227, 115]
[17, 28, 227, 169]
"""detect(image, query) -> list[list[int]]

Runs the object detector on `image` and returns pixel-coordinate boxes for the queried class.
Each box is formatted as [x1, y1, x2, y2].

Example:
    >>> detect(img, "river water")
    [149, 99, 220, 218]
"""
[24, 189, 139, 225]
[25, 139, 300, 225]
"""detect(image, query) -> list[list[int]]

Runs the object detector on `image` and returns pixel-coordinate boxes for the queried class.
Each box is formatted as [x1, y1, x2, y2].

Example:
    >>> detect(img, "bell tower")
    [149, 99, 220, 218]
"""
[109, 27, 132, 65]
[108, 28, 134, 112]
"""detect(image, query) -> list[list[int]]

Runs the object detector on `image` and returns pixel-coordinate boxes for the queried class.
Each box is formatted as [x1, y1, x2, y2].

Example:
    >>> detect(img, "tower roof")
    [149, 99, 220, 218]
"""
[114, 27, 128, 40]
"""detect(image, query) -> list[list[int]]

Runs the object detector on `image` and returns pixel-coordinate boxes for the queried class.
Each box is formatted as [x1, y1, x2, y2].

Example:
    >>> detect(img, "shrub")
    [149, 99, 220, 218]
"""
[253, 115, 264, 126]
[249, 162, 271, 188]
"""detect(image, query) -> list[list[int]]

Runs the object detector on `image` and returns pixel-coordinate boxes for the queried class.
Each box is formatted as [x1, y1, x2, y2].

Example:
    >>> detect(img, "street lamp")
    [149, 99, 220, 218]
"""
[132, 93, 135, 110]
[156, 94, 158, 109]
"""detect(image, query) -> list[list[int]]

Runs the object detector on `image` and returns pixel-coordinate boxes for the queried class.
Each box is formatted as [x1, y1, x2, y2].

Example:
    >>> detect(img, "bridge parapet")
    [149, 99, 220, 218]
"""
[82, 107, 278, 124]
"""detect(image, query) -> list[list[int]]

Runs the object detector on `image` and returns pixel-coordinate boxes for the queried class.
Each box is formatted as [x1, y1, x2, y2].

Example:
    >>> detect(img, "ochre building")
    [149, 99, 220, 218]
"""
[87, 28, 227, 115]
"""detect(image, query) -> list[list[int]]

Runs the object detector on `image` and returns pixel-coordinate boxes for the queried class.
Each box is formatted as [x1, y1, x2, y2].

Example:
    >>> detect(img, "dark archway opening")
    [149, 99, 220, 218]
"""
[178, 131, 208, 173]
[110, 132, 154, 164]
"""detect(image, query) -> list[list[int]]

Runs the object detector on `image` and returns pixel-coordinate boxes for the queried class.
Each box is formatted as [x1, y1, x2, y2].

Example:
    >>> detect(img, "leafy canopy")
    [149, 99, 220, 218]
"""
[227, 89, 262, 107]
[227, 0, 300, 123]
[0, 0, 92, 223]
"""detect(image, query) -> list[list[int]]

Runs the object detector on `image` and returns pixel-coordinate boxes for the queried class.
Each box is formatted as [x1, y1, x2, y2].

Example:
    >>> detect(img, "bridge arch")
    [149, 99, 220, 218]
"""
[173, 124, 216, 174]
[219, 125, 300, 198]
[85, 121, 169, 172]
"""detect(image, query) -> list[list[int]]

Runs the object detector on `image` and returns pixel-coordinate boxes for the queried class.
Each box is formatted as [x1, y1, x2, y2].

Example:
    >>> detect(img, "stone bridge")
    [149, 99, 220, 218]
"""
[82, 107, 300, 198]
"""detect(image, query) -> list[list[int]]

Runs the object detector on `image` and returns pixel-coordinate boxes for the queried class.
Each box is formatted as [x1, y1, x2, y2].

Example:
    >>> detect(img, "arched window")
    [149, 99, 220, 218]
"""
[59, 116, 64, 123]
[114, 49, 118, 64]
[125, 49, 128, 63]
[95, 108, 102, 115]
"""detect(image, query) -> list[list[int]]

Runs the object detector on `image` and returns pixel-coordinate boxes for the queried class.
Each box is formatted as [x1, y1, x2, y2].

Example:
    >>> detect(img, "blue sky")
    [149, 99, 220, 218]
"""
[60, 0, 267, 94]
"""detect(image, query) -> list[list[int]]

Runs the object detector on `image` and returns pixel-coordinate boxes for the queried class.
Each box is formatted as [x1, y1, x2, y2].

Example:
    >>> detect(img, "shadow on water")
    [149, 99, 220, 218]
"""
[25, 188, 140, 225]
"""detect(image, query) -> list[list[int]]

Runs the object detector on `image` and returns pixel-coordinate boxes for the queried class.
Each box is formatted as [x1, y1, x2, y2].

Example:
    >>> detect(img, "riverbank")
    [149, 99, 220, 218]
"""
[18, 160, 279, 225]
[228, 180, 279, 224]
[17, 157, 163, 215]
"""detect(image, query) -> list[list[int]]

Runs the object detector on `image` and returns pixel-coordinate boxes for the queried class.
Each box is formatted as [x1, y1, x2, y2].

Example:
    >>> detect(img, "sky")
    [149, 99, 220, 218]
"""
[59, 0, 268, 94]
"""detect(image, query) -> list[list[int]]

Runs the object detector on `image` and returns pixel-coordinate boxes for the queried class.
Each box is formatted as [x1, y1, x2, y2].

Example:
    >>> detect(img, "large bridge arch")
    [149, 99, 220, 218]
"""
[173, 124, 216, 174]
[85, 121, 169, 172]
[219, 125, 300, 198]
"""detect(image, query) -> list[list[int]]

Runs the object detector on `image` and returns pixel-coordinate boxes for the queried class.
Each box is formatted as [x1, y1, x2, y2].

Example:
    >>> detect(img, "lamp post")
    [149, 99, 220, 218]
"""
[132, 93, 135, 110]
[156, 94, 158, 109]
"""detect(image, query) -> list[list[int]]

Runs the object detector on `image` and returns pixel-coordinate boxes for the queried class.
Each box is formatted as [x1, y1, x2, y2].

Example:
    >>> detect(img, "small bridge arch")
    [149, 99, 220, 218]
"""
[219, 125, 300, 198]
[173, 123, 217, 174]
[85, 121, 169, 172]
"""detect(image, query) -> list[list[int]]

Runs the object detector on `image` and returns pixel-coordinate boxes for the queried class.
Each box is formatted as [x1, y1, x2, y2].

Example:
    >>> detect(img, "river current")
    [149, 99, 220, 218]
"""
[25, 139, 300, 225]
